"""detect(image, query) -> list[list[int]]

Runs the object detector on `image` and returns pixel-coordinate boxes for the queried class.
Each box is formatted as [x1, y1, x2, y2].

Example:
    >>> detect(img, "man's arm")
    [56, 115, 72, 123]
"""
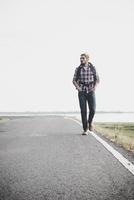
[72, 67, 82, 91]
[94, 70, 100, 90]
[95, 70, 100, 85]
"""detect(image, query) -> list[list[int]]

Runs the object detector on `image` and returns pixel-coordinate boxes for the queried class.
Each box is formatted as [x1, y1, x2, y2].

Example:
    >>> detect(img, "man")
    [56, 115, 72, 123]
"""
[72, 53, 100, 135]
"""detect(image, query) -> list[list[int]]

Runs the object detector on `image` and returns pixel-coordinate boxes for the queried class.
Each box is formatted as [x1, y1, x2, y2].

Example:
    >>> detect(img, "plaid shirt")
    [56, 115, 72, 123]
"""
[72, 63, 100, 93]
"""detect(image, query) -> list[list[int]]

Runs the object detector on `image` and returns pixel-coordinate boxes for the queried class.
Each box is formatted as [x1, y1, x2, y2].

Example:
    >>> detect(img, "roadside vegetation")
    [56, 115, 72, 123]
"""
[94, 122, 134, 153]
[0, 117, 10, 123]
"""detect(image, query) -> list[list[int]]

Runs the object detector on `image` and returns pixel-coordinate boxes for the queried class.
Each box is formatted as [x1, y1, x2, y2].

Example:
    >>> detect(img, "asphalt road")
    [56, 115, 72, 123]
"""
[0, 115, 134, 200]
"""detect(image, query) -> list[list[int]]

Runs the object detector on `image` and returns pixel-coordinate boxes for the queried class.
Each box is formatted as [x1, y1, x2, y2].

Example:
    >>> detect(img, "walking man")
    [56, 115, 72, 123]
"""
[72, 53, 100, 135]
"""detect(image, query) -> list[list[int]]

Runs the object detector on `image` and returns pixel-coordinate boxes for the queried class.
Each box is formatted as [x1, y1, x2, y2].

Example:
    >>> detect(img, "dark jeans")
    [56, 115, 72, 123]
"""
[78, 91, 96, 131]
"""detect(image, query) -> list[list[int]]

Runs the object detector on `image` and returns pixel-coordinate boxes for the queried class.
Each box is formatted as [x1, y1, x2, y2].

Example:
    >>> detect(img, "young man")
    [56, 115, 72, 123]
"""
[72, 53, 100, 135]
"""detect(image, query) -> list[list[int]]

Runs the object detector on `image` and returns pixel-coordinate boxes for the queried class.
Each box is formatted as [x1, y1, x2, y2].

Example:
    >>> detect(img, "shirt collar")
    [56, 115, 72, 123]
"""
[81, 62, 90, 69]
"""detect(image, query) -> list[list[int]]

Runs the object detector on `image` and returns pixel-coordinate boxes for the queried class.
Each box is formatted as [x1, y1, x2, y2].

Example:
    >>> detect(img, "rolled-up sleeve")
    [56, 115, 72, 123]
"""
[96, 70, 100, 84]
[72, 67, 78, 83]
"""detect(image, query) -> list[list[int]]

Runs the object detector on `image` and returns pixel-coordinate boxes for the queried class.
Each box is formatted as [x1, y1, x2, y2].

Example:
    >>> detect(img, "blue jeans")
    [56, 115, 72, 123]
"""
[78, 91, 96, 131]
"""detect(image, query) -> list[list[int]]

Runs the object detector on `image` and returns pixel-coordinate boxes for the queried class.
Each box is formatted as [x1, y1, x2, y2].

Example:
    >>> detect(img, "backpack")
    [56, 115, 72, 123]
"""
[76, 62, 97, 85]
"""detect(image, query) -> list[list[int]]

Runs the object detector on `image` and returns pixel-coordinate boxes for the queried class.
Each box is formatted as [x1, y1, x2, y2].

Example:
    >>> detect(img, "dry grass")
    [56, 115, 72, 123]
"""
[0, 117, 10, 123]
[94, 122, 134, 153]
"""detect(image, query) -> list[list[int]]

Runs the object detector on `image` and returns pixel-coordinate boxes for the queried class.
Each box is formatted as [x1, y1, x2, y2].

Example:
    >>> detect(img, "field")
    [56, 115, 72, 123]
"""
[0, 117, 10, 123]
[94, 122, 134, 153]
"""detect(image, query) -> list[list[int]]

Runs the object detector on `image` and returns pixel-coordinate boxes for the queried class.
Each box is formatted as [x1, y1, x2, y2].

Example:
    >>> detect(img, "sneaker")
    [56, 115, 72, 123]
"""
[89, 124, 94, 132]
[82, 130, 88, 135]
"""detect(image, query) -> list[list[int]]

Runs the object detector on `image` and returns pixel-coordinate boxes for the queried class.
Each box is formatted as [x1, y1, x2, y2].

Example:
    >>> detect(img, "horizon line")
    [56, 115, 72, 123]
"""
[0, 111, 134, 113]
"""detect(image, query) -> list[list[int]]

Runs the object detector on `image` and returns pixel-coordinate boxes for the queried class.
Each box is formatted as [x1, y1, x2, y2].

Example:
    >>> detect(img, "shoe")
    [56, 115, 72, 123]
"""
[89, 124, 94, 132]
[82, 130, 88, 135]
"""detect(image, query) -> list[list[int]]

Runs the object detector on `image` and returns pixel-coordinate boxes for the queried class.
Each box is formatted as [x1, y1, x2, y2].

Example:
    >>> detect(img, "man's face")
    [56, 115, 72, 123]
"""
[80, 56, 87, 65]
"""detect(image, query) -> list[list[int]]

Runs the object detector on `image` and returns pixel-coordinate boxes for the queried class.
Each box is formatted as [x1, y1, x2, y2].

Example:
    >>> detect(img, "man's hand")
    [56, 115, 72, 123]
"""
[76, 86, 82, 92]
[90, 84, 97, 92]
[90, 87, 95, 92]
[73, 81, 82, 92]
[91, 82, 99, 91]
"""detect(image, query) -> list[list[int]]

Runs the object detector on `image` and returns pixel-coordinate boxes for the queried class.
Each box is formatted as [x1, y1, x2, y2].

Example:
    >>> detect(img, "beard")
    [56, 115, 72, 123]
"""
[81, 62, 86, 66]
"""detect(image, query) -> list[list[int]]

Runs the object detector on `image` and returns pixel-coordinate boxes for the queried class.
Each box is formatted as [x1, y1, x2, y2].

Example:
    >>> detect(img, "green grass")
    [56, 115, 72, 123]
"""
[94, 122, 134, 153]
[0, 117, 10, 123]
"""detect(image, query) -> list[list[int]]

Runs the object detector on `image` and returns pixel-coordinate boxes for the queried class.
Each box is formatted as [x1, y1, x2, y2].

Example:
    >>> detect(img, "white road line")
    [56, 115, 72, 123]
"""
[64, 116, 134, 176]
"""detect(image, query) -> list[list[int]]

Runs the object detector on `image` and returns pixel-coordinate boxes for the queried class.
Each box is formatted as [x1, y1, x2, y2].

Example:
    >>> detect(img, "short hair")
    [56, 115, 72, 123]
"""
[80, 53, 90, 61]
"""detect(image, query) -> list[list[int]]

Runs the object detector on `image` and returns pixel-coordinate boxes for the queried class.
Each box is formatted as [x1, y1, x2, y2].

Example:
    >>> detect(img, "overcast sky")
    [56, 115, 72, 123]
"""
[0, 0, 134, 112]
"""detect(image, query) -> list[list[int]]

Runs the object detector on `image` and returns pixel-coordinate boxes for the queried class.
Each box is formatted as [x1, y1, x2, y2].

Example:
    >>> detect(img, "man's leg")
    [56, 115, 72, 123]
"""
[78, 91, 87, 131]
[87, 91, 96, 130]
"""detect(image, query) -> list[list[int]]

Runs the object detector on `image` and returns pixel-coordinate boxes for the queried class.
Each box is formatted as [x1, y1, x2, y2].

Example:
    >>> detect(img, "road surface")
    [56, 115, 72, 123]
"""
[0, 115, 134, 200]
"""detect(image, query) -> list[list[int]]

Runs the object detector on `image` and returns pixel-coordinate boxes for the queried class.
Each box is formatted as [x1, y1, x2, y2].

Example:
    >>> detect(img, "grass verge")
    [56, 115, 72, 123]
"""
[0, 117, 10, 123]
[94, 122, 134, 153]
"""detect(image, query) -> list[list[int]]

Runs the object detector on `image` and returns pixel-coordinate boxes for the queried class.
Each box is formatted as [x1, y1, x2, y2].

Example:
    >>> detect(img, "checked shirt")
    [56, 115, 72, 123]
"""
[73, 63, 100, 93]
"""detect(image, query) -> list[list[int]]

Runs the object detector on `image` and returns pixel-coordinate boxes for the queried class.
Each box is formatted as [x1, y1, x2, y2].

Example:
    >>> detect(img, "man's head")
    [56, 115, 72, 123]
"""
[80, 53, 89, 65]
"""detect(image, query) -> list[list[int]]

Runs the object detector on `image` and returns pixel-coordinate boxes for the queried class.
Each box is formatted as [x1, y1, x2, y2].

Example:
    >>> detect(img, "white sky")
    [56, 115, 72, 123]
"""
[0, 0, 134, 112]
